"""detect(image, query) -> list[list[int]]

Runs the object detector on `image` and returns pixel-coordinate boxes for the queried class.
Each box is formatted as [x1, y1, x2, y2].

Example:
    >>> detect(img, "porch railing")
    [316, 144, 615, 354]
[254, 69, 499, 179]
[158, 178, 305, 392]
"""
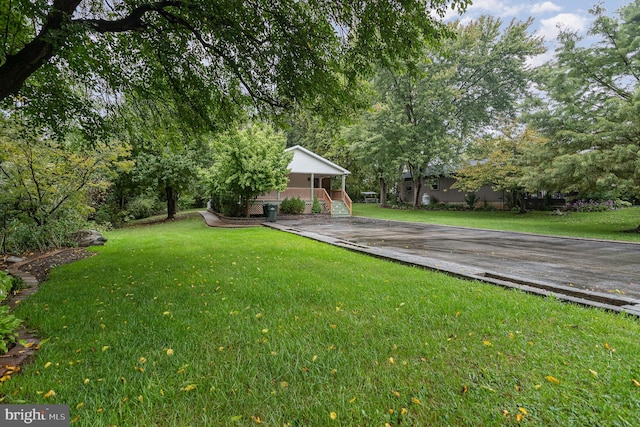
[253, 187, 350, 216]
[315, 188, 332, 214]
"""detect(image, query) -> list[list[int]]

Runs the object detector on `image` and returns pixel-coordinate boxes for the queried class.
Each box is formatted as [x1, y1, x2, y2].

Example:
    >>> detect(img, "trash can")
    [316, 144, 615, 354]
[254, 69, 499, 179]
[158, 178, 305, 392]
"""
[267, 204, 277, 222]
[421, 194, 431, 205]
[262, 203, 269, 217]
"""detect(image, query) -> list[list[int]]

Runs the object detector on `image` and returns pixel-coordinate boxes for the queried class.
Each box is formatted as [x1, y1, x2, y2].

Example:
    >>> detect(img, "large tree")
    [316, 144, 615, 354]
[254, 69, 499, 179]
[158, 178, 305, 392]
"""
[453, 121, 548, 212]
[524, 2, 640, 210]
[115, 94, 213, 219]
[0, 116, 131, 247]
[347, 16, 545, 208]
[206, 123, 291, 217]
[0, 0, 470, 131]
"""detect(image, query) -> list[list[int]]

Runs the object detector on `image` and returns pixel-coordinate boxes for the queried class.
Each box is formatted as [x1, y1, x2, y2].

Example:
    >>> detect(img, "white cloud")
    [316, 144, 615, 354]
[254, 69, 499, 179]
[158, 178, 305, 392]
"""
[529, 2, 563, 14]
[466, 0, 520, 17]
[538, 13, 589, 41]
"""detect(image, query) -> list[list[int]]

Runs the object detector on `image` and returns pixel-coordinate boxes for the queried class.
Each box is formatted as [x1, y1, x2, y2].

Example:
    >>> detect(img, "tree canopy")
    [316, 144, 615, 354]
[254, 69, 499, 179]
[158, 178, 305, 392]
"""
[206, 123, 292, 218]
[524, 1, 640, 200]
[344, 16, 545, 207]
[0, 0, 470, 133]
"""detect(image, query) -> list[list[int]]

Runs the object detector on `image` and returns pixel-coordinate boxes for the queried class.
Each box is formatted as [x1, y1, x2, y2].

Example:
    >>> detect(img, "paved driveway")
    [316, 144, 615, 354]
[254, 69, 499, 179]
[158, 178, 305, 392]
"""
[268, 217, 640, 313]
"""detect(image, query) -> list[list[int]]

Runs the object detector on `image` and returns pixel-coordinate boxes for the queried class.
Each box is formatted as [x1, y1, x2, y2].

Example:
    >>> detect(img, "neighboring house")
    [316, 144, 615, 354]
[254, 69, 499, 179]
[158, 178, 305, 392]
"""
[253, 145, 352, 217]
[399, 170, 506, 208]
[399, 170, 567, 210]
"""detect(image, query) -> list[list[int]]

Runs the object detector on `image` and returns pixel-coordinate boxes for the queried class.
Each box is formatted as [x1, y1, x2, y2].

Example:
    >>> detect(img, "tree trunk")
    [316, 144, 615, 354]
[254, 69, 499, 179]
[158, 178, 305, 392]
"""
[412, 176, 423, 209]
[379, 177, 388, 207]
[244, 197, 251, 218]
[517, 190, 527, 214]
[166, 185, 177, 219]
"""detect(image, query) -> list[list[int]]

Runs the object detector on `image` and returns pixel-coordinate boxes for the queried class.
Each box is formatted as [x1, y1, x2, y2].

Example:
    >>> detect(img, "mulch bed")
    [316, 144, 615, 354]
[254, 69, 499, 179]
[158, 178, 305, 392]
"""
[2, 247, 94, 283]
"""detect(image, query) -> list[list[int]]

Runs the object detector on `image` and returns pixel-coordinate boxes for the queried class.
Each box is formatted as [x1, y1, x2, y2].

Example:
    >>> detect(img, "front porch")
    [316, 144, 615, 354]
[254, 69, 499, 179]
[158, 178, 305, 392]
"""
[252, 187, 352, 217]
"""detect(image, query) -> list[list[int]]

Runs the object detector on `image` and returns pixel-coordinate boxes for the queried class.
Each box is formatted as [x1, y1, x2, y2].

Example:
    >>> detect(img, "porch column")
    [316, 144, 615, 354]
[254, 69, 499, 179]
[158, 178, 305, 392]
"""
[341, 174, 346, 193]
[310, 173, 315, 201]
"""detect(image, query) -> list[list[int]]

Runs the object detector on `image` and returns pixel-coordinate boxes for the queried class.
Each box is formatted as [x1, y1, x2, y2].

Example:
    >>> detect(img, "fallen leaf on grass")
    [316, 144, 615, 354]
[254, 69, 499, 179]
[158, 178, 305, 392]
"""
[632, 379, 640, 387]
[180, 384, 197, 392]
[43, 389, 56, 399]
[329, 411, 337, 420]
[411, 397, 421, 405]
[546, 375, 560, 384]
[589, 369, 598, 378]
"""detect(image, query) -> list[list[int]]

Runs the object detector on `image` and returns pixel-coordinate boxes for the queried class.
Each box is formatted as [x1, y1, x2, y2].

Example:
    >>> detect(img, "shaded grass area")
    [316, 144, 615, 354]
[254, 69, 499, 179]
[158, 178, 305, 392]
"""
[3, 219, 640, 426]
[352, 204, 640, 242]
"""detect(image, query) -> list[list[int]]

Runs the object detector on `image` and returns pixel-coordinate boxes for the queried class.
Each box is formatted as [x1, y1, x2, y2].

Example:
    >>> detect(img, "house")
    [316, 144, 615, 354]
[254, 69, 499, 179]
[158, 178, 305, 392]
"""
[399, 169, 506, 209]
[252, 145, 352, 216]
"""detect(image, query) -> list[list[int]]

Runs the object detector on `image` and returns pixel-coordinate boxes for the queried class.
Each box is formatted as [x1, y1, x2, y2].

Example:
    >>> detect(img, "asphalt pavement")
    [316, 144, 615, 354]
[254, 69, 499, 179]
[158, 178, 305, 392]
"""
[264, 216, 640, 316]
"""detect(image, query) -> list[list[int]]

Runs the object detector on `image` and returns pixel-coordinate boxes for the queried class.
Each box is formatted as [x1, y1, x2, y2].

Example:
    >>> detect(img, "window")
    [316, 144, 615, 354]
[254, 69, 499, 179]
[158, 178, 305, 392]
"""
[429, 178, 439, 191]
[404, 180, 413, 191]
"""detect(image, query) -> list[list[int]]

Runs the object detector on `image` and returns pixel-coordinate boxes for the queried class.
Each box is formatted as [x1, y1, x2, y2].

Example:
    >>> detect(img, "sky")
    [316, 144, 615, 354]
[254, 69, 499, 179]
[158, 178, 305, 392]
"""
[444, 0, 633, 66]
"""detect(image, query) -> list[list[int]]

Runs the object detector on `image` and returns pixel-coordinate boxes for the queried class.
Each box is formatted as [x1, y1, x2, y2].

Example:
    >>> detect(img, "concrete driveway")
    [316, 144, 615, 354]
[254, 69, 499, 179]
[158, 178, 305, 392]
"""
[266, 217, 640, 316]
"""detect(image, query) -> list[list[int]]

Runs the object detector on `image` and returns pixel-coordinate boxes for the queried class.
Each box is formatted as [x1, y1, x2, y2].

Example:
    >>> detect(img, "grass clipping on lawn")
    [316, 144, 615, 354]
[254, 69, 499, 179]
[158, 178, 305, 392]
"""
[4, 219, 640, 426]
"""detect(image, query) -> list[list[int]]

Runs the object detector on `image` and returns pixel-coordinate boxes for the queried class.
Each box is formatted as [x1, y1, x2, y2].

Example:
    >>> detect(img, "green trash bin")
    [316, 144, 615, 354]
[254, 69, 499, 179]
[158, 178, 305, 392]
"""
[267, 204, 277, 222]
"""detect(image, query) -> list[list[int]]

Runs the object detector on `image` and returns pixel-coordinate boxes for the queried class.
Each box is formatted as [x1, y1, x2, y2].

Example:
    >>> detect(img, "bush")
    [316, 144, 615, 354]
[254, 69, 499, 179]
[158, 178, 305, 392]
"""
[177, 194, 198, 211]
[311, 196, 322, 214]
[569, 199, 623, 212]
[280, 197, 306, 215]
[0, 270, 22, 299]
[5, 212, 88, 253]
[127, 196, 159, 220]
[464, 193, 478, 208]
[0, 305, 21, 354]
[0, 271, 22, 355]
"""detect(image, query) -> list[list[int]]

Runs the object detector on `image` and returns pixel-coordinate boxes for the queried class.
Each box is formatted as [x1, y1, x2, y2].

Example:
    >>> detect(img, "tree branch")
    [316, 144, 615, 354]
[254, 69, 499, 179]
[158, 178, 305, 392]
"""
[79, 1, 182, 33]
[0, 0, 182, 100]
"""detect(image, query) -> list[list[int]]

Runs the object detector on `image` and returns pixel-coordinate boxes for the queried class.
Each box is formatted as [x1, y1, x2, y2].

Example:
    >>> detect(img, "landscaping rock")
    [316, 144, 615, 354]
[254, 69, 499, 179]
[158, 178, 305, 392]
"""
[5, 256, 25, 263]
[71, 229, 107, 247]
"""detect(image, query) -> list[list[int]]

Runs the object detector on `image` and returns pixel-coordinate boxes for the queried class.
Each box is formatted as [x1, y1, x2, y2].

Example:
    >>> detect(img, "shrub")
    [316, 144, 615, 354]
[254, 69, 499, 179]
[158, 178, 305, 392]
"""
[0, 271, 22, 355]
[311, 196, 322, 214]
[464, 193, 478, 208]
[177, 194, 197, 211]
[127, 196, 159, 220]
[569, 199, 623, 212]
[5, 212, 88, 253]
[0, 305, 21, 354]
[280, 197, 306, 215]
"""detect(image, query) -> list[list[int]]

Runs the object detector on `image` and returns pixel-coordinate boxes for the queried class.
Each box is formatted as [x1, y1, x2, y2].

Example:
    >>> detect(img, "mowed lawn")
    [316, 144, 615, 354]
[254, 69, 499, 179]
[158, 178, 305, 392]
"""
[4, 218, 640, 426]
[353, 204, 640, 242]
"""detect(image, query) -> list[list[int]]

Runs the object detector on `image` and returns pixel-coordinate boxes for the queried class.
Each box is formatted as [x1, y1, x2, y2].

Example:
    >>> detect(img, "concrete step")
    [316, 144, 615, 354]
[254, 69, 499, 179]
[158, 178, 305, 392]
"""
[331, 201, 351, 217]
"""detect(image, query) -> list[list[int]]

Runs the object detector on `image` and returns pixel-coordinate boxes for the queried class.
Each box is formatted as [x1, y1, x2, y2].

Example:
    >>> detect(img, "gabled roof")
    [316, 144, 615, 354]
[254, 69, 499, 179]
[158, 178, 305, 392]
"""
[285, 145, 350, 176]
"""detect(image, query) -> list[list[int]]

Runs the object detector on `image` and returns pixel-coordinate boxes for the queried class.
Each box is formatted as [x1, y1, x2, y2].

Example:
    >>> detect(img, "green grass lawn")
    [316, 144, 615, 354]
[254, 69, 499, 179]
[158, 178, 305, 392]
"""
[353, 204, 640, 242]
[3, 219, 640, 426]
